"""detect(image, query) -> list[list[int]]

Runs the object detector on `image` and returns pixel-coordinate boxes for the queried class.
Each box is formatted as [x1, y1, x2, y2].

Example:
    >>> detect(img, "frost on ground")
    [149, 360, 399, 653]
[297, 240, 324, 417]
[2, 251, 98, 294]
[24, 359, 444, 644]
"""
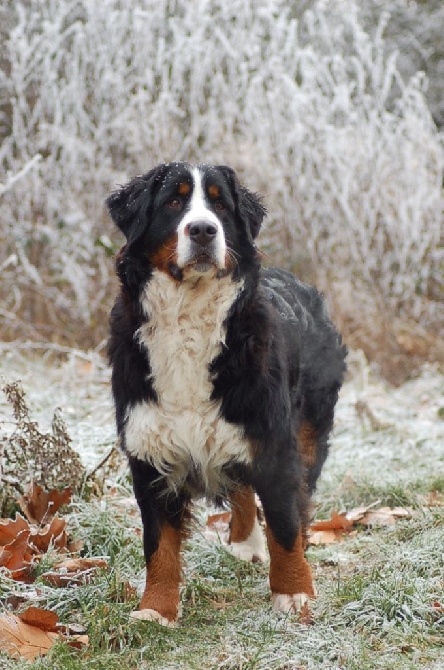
[0, 344, 443, 670]
[0, 344, 442, 489]
[0, 344, 116, 472]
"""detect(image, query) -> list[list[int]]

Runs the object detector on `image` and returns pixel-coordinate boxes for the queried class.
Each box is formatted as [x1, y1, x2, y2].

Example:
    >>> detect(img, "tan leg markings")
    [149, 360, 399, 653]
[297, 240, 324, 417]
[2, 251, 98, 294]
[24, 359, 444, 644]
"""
[266, 526, 315, 614]
[298, 420, 317, 468]
[130, 523, 182, 627]
[230, 486, 257, 543]
[228, 486, 267, 564]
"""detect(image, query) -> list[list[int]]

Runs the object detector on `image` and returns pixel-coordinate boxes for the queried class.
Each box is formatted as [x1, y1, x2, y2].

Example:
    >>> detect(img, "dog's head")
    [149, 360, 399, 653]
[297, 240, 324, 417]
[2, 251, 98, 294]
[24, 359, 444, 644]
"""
[106, 162, 266, 283]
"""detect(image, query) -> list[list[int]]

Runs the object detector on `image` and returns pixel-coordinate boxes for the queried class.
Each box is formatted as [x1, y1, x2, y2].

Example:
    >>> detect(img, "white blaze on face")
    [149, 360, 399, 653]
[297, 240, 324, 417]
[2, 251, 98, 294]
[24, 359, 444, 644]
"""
[176, 168, 226, 270]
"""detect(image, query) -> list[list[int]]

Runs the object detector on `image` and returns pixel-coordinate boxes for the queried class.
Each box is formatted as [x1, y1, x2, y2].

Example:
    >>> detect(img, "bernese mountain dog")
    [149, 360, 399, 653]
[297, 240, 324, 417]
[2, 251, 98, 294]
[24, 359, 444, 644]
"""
[107, 162, 346, 626]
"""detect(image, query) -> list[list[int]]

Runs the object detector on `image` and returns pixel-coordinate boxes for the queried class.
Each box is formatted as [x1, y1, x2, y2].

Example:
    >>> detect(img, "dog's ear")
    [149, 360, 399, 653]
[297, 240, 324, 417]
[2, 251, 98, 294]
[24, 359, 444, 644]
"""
[217, 166, 266, 241]
[106, 165, 166, 245]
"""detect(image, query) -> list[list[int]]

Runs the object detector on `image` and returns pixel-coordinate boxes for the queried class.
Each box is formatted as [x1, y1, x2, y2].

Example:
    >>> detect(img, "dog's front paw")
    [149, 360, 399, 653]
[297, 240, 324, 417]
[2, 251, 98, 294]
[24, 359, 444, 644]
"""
[271, 593, 310, 614]
[129, 608, 178, 628]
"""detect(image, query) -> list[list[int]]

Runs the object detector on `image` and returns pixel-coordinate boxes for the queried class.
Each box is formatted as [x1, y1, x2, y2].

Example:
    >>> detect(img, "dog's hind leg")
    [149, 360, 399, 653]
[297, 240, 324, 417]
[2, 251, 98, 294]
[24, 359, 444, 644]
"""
[228, 485, 267, 564]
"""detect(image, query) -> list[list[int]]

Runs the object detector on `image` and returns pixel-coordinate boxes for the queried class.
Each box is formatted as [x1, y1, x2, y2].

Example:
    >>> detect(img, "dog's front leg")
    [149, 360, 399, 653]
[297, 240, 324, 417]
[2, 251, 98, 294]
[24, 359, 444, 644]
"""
[254, 464, 315, 615]
[129, 458, 188, 627]
[265, 523, 315, 614]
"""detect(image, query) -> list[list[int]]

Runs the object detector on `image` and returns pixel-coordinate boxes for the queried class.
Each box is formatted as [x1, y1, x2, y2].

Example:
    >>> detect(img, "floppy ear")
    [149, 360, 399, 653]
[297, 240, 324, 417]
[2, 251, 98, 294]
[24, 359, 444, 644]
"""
[217, 166, 267, 241]
[106, 165, 166, 245]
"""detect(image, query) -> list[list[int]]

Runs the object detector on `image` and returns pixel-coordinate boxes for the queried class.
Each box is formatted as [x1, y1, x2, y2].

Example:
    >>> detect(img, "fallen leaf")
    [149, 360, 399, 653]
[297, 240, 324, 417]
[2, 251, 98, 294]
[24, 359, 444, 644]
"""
[360, 510, 396, 527]
[29, 516, 68, 553]
[345, 506, 371, 523]
[18, 607, 59, 633]
[0, 515, 29, 546]
[67, 539, 84, 553]
[307, 529, 343, 546]
[310, 512, 354, 532]
[0, 612, 59, 660]
[66, 634, 89, 649]
[54, 557, 108, 572]
[57, 622, 88, 636]
[0, 610, 87, 659]
[0, 529, 34, 580]
[307, 504, 414, 542]
[19, 484, 72, 524]
[41, 558, 109, 587]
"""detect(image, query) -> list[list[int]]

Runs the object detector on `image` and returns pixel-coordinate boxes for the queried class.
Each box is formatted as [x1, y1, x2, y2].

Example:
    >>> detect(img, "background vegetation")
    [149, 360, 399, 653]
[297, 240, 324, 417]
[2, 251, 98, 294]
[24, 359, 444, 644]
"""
[1, 0, 443, 382]
[1, 4, 443, 666]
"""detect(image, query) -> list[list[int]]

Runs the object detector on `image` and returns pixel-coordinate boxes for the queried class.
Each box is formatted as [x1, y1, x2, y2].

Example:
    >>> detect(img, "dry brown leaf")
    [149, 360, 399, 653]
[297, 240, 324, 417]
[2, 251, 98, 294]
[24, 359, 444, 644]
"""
[41, 557, 109, 587]
[0, 530, 31, 569]
[18, 607, 59, 633]
[310, 512, 354, 532]
[67, 539, 84, 553]
[19, 483, 72, 524]
[0, 515, 29, 546]
[0, 612, 59, 660]
[385, 506, 412, 519]
[360, 510, 397, 527]
[66, 634, 89, 649]
[345, 506, 371, 523]
[39, 572, 86, 587]
[58, 622, 88, 636]
[29, 515, 68, 553]
[54, 557, 108, 572]
[0, 609, 87, 659]
[0, 529, 34, 581]
[306, 504, 414, 544]
[307, 529, 343, 546]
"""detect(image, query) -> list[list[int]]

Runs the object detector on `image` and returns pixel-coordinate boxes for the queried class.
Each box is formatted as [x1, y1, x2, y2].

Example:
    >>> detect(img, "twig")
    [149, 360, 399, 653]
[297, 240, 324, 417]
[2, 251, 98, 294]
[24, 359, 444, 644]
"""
[85, 443, 120, 481]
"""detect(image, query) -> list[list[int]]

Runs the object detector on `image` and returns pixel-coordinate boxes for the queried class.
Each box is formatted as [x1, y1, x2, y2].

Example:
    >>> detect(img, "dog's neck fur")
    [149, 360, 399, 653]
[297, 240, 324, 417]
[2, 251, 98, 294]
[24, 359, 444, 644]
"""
[138, 270, 243, 407]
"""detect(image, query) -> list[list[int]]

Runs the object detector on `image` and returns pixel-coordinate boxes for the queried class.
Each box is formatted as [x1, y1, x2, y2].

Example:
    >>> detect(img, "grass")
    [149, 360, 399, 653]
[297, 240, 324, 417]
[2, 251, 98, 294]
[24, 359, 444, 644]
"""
[1, 484, 443, 670]
[1, 356, 443, 668]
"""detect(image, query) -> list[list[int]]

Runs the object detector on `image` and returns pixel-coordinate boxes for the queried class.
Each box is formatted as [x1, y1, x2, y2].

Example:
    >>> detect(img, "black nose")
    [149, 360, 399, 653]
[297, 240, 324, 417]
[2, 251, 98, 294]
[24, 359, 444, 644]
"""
[188, 221, 218, 246]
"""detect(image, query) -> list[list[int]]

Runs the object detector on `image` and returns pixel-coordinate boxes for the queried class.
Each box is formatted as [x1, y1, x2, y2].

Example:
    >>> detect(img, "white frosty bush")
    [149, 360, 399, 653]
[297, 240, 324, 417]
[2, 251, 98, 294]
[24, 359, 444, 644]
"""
[0, 0, 442, 363]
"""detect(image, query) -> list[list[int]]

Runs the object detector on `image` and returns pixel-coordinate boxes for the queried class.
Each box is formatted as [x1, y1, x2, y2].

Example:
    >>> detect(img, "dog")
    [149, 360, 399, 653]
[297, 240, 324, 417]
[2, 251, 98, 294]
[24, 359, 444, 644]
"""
[107, 162, 346, 626]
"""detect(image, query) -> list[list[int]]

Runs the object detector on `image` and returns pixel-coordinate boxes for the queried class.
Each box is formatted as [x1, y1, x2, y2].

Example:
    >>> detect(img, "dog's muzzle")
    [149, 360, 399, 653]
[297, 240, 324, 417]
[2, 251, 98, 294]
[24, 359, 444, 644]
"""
[178, 218, 226, 274]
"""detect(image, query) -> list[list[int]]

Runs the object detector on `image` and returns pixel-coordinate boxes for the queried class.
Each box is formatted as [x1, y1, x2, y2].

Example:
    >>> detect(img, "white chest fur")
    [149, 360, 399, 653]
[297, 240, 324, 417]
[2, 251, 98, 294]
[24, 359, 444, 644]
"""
[124, 270, 250, 495]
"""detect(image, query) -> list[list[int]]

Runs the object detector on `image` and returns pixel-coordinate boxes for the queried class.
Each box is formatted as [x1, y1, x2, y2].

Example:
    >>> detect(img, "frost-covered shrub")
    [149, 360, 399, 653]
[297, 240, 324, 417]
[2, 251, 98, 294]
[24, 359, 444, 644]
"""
[361, 0, 444, 129]
[0, 0, 442, 377]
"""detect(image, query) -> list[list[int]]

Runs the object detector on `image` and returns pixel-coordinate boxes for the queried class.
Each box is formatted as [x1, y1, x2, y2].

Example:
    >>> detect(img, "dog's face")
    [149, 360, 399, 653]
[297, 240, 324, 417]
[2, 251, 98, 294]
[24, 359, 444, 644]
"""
[107, 163, 266, 282]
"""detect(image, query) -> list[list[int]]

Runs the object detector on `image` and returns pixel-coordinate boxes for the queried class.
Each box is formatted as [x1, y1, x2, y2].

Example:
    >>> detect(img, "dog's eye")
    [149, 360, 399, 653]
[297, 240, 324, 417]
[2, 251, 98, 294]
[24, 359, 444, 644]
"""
[167, 199, 182, 210]
[214, 201, 225, 212]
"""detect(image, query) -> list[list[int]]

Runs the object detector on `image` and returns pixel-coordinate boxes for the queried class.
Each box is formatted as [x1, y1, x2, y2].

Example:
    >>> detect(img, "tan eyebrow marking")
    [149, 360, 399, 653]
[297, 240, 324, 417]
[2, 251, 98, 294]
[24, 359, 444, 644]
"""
[178, 182, 191, 195]
[208, 184, 220, 199]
